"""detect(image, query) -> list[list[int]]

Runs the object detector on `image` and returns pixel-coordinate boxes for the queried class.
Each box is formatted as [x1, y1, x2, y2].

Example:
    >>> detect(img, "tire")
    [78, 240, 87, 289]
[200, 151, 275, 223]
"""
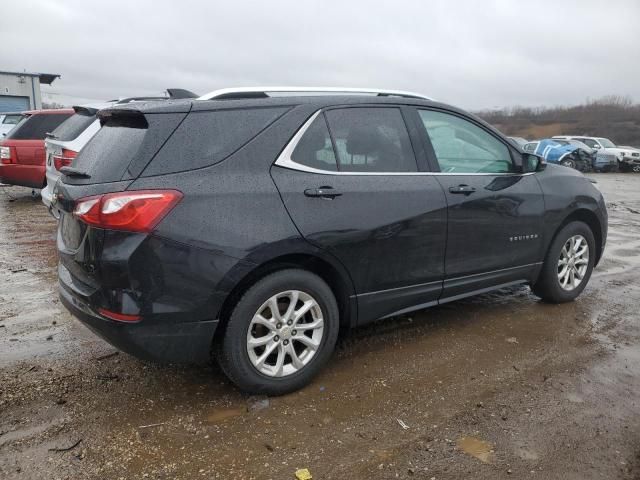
[531, 221, 595, 303]
[632, 164, 640, 173]
[216, 269, 339, 395]
[560, 157, 576, 169]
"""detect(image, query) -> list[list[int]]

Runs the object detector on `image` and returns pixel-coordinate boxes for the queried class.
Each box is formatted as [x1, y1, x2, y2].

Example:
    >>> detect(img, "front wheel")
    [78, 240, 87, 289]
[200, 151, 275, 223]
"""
[216, 269, 339, 395]
[560, 157, 577, 169]
[531, 221, 595, 303]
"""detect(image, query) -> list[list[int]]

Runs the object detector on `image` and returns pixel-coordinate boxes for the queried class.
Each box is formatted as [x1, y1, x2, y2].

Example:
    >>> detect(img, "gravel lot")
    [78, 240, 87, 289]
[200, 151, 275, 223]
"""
[1, 173, 639, 479]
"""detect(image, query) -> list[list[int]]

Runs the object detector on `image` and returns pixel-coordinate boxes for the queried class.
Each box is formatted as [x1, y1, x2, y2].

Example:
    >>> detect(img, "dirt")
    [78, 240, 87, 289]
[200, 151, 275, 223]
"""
[1, 174, 639, 480]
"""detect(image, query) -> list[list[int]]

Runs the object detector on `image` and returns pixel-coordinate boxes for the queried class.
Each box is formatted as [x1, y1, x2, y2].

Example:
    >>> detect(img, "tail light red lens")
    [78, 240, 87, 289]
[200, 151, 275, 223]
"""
[1, 146, 15, 164]
[53, 148, 77, 171]
[98, 308, 141, 323]
[73, 190, 183, 233]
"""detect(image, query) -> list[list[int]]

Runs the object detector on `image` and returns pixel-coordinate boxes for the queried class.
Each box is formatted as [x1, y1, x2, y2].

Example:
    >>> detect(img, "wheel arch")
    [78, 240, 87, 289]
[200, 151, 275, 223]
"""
[214, 252, 356, 342]
[555, 208, 603, 265]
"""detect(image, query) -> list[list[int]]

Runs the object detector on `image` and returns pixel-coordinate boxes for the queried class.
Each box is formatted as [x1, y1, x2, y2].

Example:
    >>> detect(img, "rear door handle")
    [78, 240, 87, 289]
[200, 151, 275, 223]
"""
[449, 185, 476, 195]
[304, 187, 342, 199]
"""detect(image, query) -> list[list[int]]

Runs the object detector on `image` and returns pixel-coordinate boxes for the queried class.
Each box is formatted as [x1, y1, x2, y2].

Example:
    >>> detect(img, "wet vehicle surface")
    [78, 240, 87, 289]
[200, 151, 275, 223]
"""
[1, 174, 639, 479]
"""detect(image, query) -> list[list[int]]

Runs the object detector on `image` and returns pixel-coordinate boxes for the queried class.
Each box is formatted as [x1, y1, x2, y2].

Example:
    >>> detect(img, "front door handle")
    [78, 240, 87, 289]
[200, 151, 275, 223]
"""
[449, 185, 476, 195]
[304, 187, 342, 199]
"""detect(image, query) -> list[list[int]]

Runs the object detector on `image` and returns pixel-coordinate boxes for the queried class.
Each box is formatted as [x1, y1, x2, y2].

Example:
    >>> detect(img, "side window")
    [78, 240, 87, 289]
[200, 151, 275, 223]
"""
[291, 115, 338, 171]
[418, 110, 513, 174]
[324, 108, 417, 172]
[576, 138, 597, 149]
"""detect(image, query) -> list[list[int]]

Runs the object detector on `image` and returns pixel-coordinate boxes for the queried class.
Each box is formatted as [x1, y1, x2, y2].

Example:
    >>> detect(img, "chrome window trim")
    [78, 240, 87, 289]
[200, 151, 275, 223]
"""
[273, 109, 535, 177]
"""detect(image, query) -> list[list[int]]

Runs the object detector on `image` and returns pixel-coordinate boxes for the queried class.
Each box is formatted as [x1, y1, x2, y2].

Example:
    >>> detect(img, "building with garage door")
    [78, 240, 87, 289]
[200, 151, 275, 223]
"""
[0, 70, 61, 112]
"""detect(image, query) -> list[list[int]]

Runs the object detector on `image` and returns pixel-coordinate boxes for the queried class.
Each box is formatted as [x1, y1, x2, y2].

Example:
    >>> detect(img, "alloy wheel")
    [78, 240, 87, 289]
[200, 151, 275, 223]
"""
[557, 235, 589, 291]
[246, 290, 324, 377]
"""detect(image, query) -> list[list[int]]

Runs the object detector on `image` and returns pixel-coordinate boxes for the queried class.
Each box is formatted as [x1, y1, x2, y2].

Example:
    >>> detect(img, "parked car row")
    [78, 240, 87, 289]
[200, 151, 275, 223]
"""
[0, 89, 198, 192]
[0, 87, 610, 394]
[520, 135, 640, 173]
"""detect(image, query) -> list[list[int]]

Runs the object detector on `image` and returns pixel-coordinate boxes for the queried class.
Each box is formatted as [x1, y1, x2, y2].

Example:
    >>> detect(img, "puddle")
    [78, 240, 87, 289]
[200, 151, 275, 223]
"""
[206, 408, 244, 423]
[457, 436, 494, 463]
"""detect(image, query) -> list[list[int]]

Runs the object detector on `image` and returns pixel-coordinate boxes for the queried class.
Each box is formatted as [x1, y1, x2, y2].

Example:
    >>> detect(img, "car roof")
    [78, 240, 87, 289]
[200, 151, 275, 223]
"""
[100, 93, 509, 145]
[103, 94, 456, 115]
[21, 108, 75, 115]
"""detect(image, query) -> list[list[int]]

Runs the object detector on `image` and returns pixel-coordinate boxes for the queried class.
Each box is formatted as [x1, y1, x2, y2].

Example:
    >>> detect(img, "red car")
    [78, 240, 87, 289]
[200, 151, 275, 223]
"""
[0, 109, 74, 189]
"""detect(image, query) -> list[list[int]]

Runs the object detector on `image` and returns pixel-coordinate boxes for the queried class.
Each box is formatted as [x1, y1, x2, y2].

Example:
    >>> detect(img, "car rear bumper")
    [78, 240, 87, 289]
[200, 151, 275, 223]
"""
[0, 164, 45, 189]
[59, 264, 218, 364]
[41, 182, 53, 207]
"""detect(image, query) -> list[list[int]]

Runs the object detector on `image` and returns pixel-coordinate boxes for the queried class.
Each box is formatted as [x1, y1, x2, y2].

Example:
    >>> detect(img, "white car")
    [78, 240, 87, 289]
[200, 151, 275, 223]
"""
[41, 102, 113, 214]
[41, 89, 198, 215]
[551, 135, 633, 171]
[0, 112, 26, 137]
[618, 145, 640, 172]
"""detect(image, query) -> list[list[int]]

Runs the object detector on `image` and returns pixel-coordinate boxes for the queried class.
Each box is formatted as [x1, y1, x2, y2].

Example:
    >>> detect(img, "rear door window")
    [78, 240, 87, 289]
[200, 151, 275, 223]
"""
[324, 107, 417, 172]
[575, 138, 598, 149]
[5, 113, 72, 140]
[290, 115, 338, 171]
[52, 110, 97, 141]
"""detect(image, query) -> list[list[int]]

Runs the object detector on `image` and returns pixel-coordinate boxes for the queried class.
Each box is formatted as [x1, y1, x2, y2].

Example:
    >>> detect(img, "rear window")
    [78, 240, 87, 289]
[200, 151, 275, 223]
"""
[5, 113, 72, 140]
[142, 107, 288, 176]
[70, 115, 148, 184]
[52, 110, 97, 141]
[64, 112, 188, 185]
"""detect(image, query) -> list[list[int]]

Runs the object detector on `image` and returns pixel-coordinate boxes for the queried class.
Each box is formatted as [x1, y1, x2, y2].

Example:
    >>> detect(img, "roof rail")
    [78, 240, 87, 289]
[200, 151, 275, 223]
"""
[198, 86, 432, 101]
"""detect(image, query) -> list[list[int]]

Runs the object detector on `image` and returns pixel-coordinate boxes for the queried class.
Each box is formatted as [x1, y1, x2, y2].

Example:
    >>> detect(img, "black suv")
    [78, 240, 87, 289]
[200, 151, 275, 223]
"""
[55, 88, 607, 394]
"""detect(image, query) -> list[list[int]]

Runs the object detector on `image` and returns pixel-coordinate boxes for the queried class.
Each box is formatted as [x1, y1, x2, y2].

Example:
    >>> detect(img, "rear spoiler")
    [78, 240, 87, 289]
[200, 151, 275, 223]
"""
[166, 88, 198, 99]
[97, 109, 149, 128]
[73, 106, 100, 116]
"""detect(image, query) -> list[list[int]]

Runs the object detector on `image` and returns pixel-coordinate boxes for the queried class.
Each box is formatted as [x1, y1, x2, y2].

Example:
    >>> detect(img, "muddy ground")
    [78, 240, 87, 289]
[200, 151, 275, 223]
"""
[1, 174, 639, 480]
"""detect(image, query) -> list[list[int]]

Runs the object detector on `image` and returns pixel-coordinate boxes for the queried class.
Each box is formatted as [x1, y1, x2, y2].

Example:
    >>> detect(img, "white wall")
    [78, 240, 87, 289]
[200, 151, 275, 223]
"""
[0, 73, 41, 109]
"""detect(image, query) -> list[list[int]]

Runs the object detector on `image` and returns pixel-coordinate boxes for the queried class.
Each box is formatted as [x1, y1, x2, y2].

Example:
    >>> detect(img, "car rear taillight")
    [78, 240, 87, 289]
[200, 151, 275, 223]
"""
[98, 308, 142, 323]
[0, 146, 15, 164]
[73, 190, 183, 233]
[53, 148, 77, 171]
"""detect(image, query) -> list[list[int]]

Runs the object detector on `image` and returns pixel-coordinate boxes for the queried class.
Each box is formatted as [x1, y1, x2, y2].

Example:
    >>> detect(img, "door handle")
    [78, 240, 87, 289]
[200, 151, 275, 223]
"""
[304, 187, 342, 199]
[449, 185, 476, 195]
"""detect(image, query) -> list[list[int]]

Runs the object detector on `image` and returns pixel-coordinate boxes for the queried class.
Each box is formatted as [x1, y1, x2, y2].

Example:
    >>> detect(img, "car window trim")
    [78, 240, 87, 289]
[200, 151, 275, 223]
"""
[274, 109, 532, 176]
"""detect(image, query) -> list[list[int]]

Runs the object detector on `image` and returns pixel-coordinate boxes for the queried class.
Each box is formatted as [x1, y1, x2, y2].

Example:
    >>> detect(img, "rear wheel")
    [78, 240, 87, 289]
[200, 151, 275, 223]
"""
[216, 269, 339, 395]
[632, 164, 640, 173]
[532, 221, 595, 303]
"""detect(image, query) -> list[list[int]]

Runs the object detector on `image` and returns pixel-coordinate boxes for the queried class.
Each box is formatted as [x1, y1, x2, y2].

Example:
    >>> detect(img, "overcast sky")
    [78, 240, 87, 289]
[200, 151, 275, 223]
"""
[2, 0, 638, 110]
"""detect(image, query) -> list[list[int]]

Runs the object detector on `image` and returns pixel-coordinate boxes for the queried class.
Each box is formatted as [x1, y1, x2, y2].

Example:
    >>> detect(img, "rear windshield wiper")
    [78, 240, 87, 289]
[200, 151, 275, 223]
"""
[45, 132, 58, 139]
[60, 167, 91, 179]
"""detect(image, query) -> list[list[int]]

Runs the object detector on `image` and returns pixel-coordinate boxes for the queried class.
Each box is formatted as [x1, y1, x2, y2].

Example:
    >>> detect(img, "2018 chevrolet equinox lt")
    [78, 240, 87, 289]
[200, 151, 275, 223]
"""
[55, 87, 607, 395]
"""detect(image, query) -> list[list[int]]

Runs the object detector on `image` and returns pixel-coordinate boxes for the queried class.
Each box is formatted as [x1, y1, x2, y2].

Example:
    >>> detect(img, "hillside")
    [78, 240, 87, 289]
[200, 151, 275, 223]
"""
[476, 96, 640, 147]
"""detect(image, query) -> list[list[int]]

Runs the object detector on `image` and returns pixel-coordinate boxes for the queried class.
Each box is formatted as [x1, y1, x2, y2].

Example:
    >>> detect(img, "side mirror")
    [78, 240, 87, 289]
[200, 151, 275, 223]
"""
[523, 153, 546, 172]
[593, 144, 601, 149]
